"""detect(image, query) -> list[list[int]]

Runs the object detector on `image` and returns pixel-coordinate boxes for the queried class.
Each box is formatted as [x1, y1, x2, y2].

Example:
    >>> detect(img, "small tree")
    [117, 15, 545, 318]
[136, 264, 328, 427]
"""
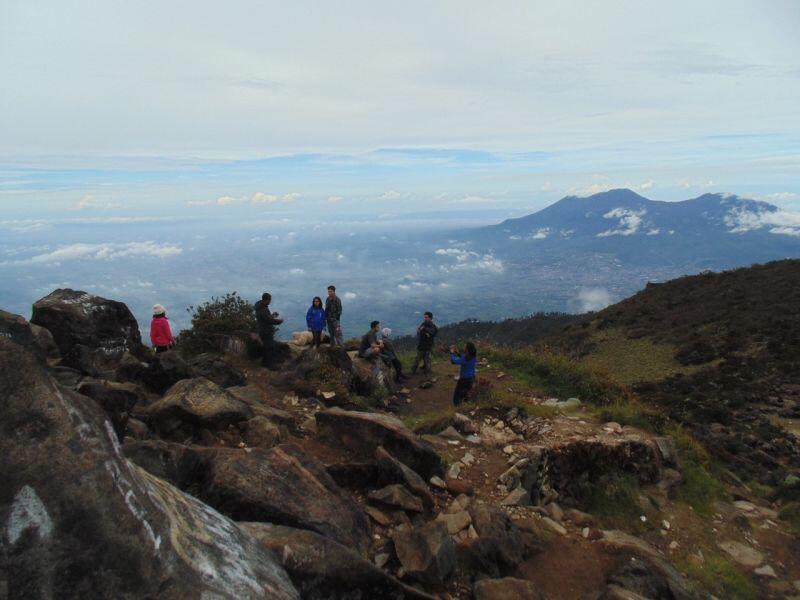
[176, 292, 256, 356]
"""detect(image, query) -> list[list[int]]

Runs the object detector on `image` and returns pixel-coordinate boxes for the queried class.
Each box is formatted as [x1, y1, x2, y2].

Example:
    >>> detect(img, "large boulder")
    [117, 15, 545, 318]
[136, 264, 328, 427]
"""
[0, 309, 45, 362]
[390, 522, 456, 587]
[140, 350, 197, 394]
[76, 378, 149, 440]
[31, 289, 148, 368]
[188, 353, 246, 388]
[350, 353, 393, 396]
[241, 522, 434, 600]
[316, 408, 444, 479]
[145, 377, 253, 441]
[30, 323, 61, 360]
[200, 444, 372, 555]
[0, 338, 298, 599]
[124, 440, 372, 556]
[473, 578, 545, 600]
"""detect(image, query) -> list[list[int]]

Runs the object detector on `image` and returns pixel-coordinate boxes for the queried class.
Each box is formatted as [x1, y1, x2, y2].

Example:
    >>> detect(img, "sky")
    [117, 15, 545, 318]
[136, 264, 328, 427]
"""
[1, 0, 799, 220]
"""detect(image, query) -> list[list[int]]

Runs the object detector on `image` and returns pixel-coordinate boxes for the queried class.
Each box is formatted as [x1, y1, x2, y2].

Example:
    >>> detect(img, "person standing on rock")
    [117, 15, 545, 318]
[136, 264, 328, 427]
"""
[306, 296, 326, 349]
[450, 341, 477, 406]
[411, 311, 438, 376]
[254, 292, 284, 368]
[380, 327, 407, 383]
[325, 285, 343, 346]
[150, 304, 175, 353]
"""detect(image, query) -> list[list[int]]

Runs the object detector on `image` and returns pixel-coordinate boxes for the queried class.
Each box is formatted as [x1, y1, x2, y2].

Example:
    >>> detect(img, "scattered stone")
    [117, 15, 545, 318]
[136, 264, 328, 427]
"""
[430, 476, 447, 489]
[447, 463, 461, 479]
[453, 412, 478, 434]
[374, 552, 390, 569]
[541, 517, 567, 535]
[500, 487, 531, 507]
[375, 446, 435, 510]
[369, 484, 424, 513]
[365, 505, 394, 527]
[419, 381, 433, 389]
[464, 503, 542, 578]
[502, 445, 514, 455]
[669, 541, 679, 551]
[439, 425, 465, 440]
[390, 523, 456, 586]
[320, 390, 337, 401]
[461, 452, 476, 467]
[564, 508, 595, 527]
[754, 565, 776, 578]
[446, 478, 475, 496]
[661, 519, 670, 531]
[733, 500, 757, 512]
[604, 421, 623, 433]
[244, 415, 282, 448]
[435, 510, 472, 534]
[718, 540, 764, 567]
[653, 436, 678, 466]
[473, 577, 544, 600]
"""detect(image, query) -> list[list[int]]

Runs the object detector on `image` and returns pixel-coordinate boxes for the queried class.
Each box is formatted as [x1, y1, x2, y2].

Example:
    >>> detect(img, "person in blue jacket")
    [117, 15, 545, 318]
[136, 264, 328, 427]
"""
[450, 341, 477, 406]
[306, 296, 327, 349]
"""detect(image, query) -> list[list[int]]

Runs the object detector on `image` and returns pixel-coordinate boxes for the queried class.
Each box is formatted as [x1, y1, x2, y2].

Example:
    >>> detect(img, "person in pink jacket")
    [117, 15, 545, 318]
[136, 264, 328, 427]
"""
[150, 303, 175, 353]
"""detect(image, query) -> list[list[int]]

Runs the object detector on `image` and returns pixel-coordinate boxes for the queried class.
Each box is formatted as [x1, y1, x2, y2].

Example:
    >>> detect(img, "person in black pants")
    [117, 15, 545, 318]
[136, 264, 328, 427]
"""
[450, 342, 477, 406]
[411, 311, 438, 375]
[254, 292, 285, 368]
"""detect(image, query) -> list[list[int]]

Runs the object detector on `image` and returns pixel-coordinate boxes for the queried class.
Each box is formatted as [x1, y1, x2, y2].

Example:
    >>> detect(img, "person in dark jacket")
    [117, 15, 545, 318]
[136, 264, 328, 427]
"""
[150, 303, 175, 352]
[306, 296, 326, 349]
[325, 285, 343, 346]
[411, 311, 438, 375]
[358, 321, 383, 359]
[254, 292, 285, 368]
[450, 341, 477, 406]
[380, 327, 407, 383]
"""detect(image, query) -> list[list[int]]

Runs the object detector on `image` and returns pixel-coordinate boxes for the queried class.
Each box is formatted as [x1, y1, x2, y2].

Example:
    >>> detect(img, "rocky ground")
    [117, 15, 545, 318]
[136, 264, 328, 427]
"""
[2, 288, 800, 599]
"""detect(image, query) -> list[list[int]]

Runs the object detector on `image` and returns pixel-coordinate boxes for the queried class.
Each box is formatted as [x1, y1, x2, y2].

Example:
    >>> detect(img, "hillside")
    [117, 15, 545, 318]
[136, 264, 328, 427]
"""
[545, 259, 800, 485]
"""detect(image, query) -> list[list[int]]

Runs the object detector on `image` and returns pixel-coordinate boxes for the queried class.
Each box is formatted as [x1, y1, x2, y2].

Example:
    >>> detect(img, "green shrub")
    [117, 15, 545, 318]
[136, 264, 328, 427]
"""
[598, 400, 668, 433]
[670, 426, 726, 515]
[582, 473, 646, 532]
[779, 501, 800, 534]
[679, 553, 757, 600]
[176, 292, 256, 356]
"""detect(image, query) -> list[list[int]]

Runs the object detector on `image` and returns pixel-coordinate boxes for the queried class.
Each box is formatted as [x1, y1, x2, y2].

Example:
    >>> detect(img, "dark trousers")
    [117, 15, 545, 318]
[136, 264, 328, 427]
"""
[311, 330, 322, 348]
[390, 358, 404, 382]
[452, 377, 474, 406]
[411, 349, 432, 374]
[155, 345, 169, 353]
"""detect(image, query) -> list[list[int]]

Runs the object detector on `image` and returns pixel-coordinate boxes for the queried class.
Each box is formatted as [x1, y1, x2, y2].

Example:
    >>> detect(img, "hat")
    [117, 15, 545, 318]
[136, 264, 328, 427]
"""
[381, 327, 392, 338]
[153, 304, 166, 315]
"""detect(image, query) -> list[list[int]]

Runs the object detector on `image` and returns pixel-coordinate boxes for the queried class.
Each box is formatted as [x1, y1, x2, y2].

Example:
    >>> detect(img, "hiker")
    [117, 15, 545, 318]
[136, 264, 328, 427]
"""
[254, 292, 285, 368]
[411, 311, 438, 375]
[380, 327, 407, 383]
[325, 285, 343, 346]
[450, 342, 477, 406]
[306, 296, 326, 349]
[358, 320, 383, 360]
[150, 304, 175, 353]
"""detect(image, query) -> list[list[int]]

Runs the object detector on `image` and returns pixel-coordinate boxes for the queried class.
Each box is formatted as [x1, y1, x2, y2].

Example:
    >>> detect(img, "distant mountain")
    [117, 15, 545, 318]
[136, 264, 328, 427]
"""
[463, 189, 800, 270]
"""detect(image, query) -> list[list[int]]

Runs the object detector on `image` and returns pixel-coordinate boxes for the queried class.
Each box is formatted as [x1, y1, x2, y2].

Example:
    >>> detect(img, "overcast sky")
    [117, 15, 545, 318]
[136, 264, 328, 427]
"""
[1, 0, 799, 214]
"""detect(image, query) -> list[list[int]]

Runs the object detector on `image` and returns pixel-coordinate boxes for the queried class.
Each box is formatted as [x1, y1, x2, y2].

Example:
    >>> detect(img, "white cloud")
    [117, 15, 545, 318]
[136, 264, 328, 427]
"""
[251, 192, 300, 204]
[639, 179, 655, 190]
[597, 208, 646, 237]
[288, 267, 305, 276]
[13, 241, 182, 264]
[72, 194, 121, 210]
[378, 190, 402, 201]
[531, 228, 549, 240]
[646, 228, 660, 235]
[724, 206, 800, 236]
[435, 247, 503, 272]
[576, 288, 613, 312]
[343, 291, 357, 300]
[450, 195, 493, 204]
[187, 196, 239, 207]
[326, 195, 343, 204]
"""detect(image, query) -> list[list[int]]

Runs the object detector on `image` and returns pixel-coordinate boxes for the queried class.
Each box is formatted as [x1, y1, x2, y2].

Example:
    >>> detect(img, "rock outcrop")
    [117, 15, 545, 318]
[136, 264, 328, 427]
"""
[241, 522, 434, 600]
[316, 407, 444, 479]
[0, 338, 298, 599]
[0, 309, 45, 362]
[188, 352, 247, 388]
[31, 289, 148, 372]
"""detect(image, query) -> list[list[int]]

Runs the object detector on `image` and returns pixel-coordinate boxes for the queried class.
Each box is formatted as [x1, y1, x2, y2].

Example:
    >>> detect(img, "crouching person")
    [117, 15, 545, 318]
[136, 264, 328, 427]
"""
[380, 327, 407, 383]
[450, 342, 477, 406]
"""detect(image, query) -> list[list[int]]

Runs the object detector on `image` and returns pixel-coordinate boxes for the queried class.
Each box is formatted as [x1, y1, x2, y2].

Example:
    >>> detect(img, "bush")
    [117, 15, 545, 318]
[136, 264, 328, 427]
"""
[176, 292, 256, 356]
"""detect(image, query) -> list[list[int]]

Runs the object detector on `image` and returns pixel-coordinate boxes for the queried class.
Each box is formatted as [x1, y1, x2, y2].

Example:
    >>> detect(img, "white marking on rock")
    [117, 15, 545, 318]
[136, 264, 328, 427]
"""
[6, 486, 53, 545]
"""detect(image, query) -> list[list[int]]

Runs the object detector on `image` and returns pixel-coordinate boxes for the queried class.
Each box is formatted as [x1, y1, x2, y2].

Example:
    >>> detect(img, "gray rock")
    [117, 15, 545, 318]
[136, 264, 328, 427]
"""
[390, 522, 456, 586]
[0, 338, 298, 599]
[188, 353, 246, 388]
[500, 487, 531, 507]
[718, 540, 764, 567]
[375, 446, 435, 510]
[369, 484, 424, 513]
[435, 510, 472, 534]
[0, 309, 45, 362]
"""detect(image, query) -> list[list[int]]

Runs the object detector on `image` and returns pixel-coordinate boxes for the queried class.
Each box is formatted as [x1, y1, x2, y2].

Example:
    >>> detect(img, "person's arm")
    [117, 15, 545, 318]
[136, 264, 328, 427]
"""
[450, 353, 466, 365]
[306, 308, 313, 329]
[167, 320, 175, 345]
[430, 324, 438, 337]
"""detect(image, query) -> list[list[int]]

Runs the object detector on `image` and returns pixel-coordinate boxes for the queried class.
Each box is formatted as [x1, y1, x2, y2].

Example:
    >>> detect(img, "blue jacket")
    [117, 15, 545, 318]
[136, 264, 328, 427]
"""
[451, 353, 477, 379]
[306, 306, 327, 331]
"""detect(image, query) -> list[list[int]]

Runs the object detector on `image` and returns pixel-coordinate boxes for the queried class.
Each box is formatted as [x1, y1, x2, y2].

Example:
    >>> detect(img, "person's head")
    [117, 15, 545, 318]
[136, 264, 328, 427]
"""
[312, 296, 323, 308]
[381, 327, 392, 339]
[370, 320, 380, 331]
[423, 311, 433, 322]
[465, 341, 477, 360]
[262, 292, 272, 304]
[153, 303, 166, 316]
[327, 285, 336, 297]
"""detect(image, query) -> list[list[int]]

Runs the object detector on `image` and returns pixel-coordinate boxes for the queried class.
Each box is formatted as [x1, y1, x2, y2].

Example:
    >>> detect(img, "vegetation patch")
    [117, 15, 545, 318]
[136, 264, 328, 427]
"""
[597, 399, 668, 433]
[670, 426, 727, 516]
[678, 553, 758, 600]
[176, 292, 257, 356]
[581, 473, 647, 533]
[778, 502, 800, 535]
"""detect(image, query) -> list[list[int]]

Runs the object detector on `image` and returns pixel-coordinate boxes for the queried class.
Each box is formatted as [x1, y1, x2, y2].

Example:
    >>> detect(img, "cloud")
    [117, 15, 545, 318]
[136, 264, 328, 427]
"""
[187, 196, 239, 207]
[450, 195, 493, 204]
[576, 288, 613, 312]
[760, 192, 799, 203]
[531, 228, 549, 240]
[326, 195, 343, 204]
[724, 206, 800, 236]
[378, 190, 402, 201]
[251, 192, 300, 204]
[639, 179, 655, 190]
[288, 267, 306, 276]
[343, 291, 357, 300]
[73, 194, 121, 210]
[12, 241, 182, 264]
[597, 208, 646, 237]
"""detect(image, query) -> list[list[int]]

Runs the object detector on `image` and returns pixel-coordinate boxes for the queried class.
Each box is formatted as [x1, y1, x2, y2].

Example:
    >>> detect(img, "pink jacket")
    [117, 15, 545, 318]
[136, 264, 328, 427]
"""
[150, 316, 174, 347]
